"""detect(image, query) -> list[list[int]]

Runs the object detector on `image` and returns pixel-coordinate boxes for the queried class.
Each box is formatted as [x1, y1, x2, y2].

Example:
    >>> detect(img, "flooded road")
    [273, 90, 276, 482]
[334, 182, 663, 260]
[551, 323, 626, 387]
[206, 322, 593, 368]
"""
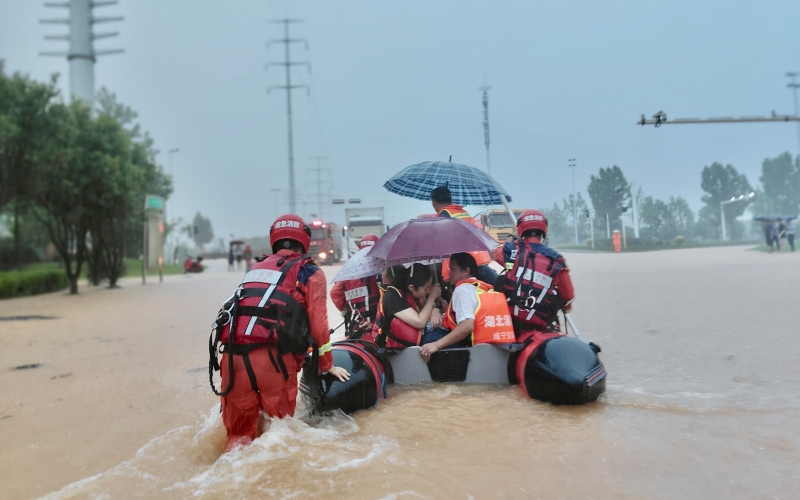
[2, 247, 799, 499]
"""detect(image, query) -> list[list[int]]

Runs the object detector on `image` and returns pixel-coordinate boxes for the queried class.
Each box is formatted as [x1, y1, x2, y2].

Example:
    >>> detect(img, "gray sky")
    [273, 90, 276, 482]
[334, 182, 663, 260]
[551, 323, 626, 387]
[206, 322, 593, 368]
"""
[2, 1, 799, 239]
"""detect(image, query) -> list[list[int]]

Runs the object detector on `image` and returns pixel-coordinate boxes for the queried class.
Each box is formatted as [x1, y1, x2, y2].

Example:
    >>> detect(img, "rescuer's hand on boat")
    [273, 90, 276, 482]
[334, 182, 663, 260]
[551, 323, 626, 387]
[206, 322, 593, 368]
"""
[327, 366, 351, 382]
[419, 342, 440, 362]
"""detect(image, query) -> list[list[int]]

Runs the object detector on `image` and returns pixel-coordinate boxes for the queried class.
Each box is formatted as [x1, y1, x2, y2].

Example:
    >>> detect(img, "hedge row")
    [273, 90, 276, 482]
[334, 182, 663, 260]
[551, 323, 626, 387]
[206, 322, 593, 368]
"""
[0, 269, 68, 299]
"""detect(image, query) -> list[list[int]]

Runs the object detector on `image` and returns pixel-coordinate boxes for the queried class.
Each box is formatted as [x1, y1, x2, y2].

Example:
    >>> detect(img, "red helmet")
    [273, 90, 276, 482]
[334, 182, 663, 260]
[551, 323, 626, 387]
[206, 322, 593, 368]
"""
[517, 209, 548, 237]
[358, 234, 379, 249]
[270, 214, 311, 253]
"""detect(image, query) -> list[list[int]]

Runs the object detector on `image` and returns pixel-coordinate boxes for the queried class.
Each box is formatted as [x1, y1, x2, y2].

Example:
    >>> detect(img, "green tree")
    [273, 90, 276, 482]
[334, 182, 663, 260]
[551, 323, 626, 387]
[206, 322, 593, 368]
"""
[587, 166, 629, 237]
[664, 196, 694, 240]
[0, 64, 59, 268]
[541, 203, 570, 244]
[562, 192, 590, 243]
[640, 196, 669, 238]
[699, 162, 753, 240]
[30, 101, 95, 294]
[192, 212, 214, 250]
[749, 152, 800, 216]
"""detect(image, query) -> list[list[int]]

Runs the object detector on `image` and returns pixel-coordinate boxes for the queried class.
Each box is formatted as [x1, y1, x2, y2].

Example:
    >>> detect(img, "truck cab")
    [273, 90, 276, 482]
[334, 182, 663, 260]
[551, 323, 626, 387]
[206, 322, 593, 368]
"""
[309, 220, 342, 265]
[477, 209, 525, 241]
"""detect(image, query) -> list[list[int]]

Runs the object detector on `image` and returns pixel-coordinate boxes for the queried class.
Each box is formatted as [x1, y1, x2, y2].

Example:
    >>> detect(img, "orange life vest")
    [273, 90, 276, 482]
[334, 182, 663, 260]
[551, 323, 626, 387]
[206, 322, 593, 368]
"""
[443, 278, 516, 344]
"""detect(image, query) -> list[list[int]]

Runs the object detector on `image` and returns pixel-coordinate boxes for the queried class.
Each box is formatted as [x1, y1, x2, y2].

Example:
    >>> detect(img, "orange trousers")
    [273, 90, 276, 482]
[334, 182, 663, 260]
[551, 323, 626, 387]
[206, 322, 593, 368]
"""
[220, 348, 300, 451]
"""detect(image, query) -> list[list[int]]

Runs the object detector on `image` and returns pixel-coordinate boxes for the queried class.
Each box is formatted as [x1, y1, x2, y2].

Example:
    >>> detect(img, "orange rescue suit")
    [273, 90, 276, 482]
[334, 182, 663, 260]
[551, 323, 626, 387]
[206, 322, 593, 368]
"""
[220, 249, 333, 451]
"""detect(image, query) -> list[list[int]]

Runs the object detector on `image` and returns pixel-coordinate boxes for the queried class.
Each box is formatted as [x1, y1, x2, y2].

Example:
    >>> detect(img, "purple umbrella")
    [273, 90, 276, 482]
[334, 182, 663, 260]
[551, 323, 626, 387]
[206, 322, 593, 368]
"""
[367, 217, 500, 266]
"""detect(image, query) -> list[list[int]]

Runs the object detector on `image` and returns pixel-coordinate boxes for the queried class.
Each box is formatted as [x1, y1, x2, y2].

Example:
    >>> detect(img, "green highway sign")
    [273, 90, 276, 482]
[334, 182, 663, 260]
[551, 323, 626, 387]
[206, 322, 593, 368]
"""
[145, 194, 165, 213]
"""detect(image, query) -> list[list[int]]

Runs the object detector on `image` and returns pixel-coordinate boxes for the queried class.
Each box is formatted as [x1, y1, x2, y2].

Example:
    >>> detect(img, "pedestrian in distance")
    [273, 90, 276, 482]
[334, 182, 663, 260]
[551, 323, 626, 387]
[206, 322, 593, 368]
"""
[228, 245, 235, 272]
[787, 219, 796, 252]
[777, 219, 787, 252]
[612, 229, 622, 253]
[762, 220, 774, 253]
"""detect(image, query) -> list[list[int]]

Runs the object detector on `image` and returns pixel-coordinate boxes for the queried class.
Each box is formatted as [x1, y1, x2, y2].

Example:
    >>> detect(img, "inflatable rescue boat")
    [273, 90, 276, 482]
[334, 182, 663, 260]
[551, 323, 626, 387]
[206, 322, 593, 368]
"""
[300, 332, 606, 414]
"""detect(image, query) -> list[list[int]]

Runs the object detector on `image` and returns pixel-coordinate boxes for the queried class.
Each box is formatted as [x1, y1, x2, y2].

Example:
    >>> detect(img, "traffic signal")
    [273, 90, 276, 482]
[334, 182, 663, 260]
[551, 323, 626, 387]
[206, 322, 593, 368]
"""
[583, 209, 590, 218]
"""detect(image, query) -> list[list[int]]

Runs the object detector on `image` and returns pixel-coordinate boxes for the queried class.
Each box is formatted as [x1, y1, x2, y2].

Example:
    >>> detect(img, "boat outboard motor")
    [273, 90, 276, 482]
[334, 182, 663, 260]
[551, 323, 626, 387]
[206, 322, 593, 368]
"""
[300, 339, 387, 415]
[515, 335, 606, 405]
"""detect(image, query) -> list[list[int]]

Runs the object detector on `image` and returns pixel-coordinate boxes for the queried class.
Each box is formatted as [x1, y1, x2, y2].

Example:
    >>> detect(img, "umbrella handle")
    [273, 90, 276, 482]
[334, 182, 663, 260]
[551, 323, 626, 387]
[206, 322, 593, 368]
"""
[500, 195, 518, 236]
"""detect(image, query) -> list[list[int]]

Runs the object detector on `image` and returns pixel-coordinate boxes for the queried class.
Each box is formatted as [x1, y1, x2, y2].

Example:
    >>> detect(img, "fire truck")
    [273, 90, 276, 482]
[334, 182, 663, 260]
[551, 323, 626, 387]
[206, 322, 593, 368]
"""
[309, 220, 343, 265]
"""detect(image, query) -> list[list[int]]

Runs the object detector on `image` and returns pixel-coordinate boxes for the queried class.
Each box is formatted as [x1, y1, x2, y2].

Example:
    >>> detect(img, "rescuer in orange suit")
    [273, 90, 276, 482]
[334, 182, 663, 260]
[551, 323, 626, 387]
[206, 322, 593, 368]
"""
[493, 210, 575, 336]
[330, 234, 382, 338]
[612, 229, 621, 253]
[430, 185, 498, 286]
[218, 214, 349, 451]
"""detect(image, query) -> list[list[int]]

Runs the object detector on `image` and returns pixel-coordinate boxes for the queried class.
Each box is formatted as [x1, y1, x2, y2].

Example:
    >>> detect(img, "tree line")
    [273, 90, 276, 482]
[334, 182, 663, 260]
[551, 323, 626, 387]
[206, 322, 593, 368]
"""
[0, 64, 171, 293]
[543, 154, 800, 245]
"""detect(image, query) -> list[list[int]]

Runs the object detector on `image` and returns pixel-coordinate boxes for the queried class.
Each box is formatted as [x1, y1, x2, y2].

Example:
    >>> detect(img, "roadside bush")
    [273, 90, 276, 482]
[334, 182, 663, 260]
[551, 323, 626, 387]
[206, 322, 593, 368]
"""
[0, 269, 68, 299]
[675, 235, 685, 246]
[652, 237, 662, 246]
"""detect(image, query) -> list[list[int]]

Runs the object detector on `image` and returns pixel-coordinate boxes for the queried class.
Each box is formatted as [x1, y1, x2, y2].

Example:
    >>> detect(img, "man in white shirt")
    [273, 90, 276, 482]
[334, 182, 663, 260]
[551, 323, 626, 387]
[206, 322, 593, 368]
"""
[419, 253, 479, 362]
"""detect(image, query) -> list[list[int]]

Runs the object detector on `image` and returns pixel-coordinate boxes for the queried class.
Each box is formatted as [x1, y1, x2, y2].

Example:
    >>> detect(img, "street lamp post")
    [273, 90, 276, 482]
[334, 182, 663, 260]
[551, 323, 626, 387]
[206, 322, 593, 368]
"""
[568, 159, 578, 245]
[787, 72, 800, 153]
[720, 192, 755, 241]
[165, 148, 179, 264]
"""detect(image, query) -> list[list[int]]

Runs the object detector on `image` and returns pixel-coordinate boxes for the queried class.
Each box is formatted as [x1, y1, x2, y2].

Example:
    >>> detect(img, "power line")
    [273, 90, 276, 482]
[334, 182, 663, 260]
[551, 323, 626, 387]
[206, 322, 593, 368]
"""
[480, 76, 491, 176]
[308, 156, 331, 220]
[266, 19, 310, 215]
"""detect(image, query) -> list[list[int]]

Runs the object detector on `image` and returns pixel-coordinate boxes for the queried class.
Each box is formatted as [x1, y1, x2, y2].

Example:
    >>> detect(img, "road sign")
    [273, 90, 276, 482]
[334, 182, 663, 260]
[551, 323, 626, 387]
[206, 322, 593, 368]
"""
[145, 194, 165, 213]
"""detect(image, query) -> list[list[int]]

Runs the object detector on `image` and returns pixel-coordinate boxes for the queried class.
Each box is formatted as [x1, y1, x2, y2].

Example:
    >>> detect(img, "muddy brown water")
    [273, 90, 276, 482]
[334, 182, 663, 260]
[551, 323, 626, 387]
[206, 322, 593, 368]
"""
[1, 247, 798, 499]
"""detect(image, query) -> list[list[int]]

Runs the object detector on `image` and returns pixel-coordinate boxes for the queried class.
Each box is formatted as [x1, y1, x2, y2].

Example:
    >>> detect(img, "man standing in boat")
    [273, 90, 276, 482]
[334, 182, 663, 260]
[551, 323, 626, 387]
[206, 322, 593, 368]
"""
[430, 185, 499, 285]
[494, 209, 575, 337]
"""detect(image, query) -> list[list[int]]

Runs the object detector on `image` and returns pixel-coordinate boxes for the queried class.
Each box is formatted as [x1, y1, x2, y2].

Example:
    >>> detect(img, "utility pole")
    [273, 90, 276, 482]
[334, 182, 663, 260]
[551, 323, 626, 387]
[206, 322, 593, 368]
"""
[480, 77, 492, 176]
[630, 181, 640, 238]
[166, 148, 179, 264]
[40, 0, 124, 106]
[266, 19, 310, 215]
[787, 72, 800, 154]
[270, 188, 282, 220]
[568, 159, 578, 245]
[308, 156, 330, 221]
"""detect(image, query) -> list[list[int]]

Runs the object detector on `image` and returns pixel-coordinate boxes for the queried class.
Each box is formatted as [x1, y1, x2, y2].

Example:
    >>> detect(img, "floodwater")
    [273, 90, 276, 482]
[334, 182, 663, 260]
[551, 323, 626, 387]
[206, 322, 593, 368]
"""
[2, 247, 799, 499]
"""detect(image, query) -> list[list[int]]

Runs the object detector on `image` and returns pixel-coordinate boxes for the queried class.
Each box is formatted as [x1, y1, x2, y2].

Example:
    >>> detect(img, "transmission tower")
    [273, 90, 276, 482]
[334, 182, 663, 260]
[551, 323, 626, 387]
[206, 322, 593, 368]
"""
[308, 156, 331, 221]
[480, 78, 491, 175]
[266, 19, 310, 215]
[39, 0, 124, 106]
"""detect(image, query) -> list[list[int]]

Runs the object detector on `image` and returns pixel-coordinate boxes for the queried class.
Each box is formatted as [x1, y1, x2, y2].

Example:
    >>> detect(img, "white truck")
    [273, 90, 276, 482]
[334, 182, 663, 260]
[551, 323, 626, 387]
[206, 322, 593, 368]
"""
[345, 207, 385, 257]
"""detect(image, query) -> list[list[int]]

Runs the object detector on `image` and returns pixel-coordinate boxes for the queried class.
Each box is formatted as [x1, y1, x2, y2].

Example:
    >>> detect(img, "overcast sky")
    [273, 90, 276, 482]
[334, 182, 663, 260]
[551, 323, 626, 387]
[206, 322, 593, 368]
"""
[2, 1, 799, 239]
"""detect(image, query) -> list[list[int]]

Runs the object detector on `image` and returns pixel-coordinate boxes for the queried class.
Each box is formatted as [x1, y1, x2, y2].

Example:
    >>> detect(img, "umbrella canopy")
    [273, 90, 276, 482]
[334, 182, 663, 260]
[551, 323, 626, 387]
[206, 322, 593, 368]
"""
[754, 215, 796, 221]
[367, 217, 499, 266]
[383, 161, 513, 206]
[330, 247, 385, 283]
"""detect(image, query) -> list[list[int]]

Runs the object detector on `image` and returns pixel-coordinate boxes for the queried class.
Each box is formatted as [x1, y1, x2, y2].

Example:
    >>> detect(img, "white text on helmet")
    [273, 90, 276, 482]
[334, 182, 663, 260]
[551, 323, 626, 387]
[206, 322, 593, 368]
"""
[275, 220, 301, 229]
[523, 214, 544, 222]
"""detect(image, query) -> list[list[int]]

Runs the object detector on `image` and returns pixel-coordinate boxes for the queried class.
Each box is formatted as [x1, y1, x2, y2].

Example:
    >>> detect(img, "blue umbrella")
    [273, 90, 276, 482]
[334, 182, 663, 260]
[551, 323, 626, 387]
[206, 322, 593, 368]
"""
[383, 161, 513, 206]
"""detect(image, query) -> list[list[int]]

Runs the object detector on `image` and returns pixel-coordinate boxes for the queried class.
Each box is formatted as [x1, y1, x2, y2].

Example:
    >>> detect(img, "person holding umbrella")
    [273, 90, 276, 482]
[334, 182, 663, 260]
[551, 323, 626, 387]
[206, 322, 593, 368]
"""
[431, 185, 499, 285]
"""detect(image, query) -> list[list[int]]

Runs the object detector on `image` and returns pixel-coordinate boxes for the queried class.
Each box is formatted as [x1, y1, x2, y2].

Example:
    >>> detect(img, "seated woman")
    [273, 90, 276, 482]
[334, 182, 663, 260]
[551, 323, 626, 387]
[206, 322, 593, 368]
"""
[373, 264, 441, 348]
[419, 253, 514, 363]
